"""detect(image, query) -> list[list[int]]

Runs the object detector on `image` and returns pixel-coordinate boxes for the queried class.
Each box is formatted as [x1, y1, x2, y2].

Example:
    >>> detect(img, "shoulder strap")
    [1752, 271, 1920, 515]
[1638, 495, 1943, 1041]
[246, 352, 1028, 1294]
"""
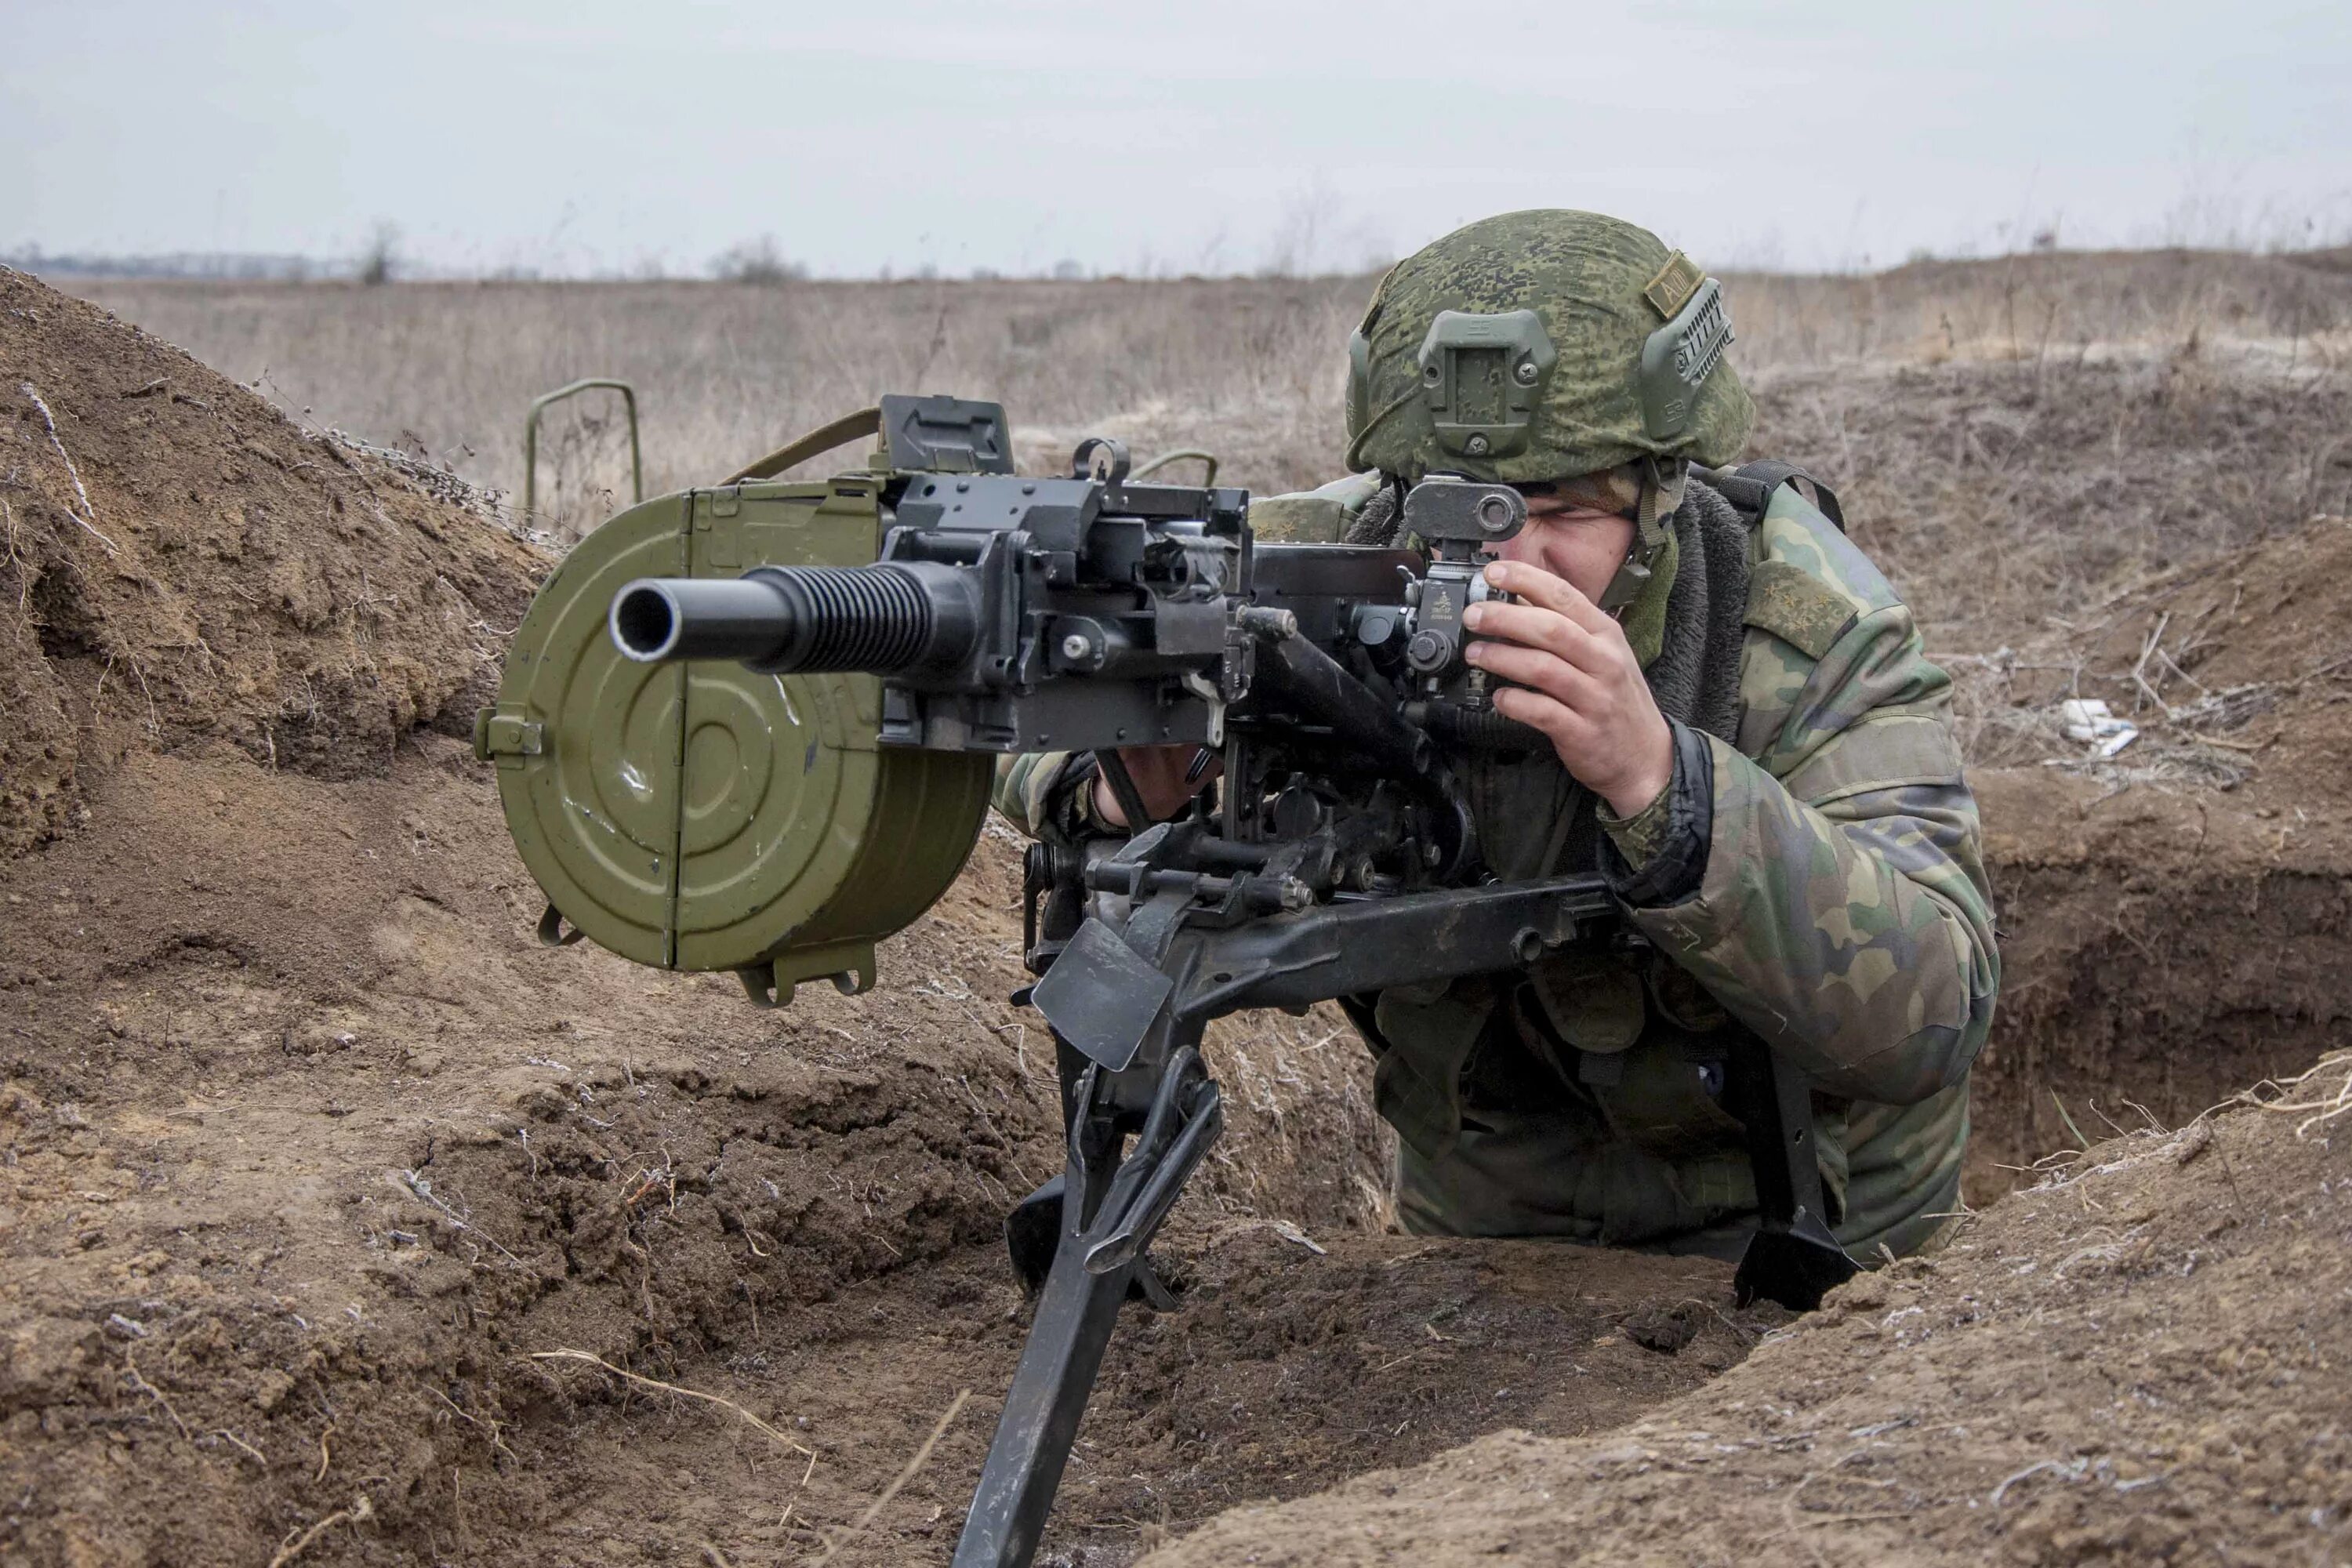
[1744, 560, 1857, 660]
[1702, 459, 1846, 532]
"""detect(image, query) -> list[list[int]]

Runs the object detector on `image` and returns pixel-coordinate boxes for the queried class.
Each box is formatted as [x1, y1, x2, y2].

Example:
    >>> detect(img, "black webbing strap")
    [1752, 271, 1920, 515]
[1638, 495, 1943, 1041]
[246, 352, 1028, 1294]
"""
[1714, 459, 1846, 532]
[1092, 750, 1156, 834]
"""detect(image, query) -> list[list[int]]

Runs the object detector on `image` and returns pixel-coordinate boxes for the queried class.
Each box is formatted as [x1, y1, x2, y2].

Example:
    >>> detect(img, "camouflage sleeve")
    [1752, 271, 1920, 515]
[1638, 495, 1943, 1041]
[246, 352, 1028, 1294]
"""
[1597, 774, 1674, 869]
[1628, 522, 1999, 1107]
[1247, 471, 1383, 543]
[993, 750, 1127, 848]
[991, 750, 1080, 840]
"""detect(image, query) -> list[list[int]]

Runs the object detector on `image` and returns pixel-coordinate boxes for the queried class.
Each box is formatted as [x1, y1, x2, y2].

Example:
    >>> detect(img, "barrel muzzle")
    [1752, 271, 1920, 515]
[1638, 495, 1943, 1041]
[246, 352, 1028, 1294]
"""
[610, 575, 793, 663]
[609, 563, 978, 675]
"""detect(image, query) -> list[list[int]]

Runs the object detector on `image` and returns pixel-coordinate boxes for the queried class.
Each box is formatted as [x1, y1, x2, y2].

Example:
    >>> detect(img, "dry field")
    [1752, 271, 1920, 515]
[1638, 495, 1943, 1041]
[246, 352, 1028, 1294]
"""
[73, 245, 2352, 633]
[7, 249, 2352, 1566]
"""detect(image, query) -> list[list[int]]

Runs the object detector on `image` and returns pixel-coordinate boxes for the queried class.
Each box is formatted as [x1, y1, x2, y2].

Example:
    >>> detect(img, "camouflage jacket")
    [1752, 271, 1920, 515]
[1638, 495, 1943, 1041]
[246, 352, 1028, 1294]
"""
[995, 477, 1999, 1260]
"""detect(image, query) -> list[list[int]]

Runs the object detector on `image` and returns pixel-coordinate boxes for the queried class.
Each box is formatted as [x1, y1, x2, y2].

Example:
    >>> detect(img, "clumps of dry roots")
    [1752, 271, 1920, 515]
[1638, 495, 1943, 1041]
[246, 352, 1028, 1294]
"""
[1951, 655, 2262, 791]
[527, 1348, 815, 1463]
[2244, 1050, 2352, 1138]
[319, 427, 536, 539]
[2011, 1048, 2350, 1205]
[1941, 541, 2352, 791]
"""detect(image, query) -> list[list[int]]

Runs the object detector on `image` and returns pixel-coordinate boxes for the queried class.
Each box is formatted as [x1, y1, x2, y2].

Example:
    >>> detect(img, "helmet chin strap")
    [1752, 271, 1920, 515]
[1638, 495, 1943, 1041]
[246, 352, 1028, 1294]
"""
[1595, 456, 1686, 615]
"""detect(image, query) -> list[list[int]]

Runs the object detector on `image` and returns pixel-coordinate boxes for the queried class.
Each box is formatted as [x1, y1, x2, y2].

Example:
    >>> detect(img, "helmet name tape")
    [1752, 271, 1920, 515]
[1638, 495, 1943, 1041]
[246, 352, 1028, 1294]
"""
[1414, 310, 1558, 461]
[1641, 250, 1706, 319]
[1638, 276, 1733, 441]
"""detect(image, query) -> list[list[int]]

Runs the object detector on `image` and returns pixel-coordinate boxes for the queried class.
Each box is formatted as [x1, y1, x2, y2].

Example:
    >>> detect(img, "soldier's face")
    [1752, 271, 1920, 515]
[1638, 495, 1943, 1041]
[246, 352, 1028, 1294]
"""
[1486, 498, 1637, 605]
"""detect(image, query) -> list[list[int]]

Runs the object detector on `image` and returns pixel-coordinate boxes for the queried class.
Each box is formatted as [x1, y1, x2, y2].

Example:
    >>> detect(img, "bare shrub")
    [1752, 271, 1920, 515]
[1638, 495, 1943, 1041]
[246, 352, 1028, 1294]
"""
[357, 222, 401, 287]
[710, 236, 809, 285]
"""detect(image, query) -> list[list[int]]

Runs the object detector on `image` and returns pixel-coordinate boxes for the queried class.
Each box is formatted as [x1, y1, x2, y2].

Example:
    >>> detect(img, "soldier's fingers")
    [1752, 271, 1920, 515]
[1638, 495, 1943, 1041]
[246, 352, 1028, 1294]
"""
[1491, 684, 1599, 753]
[1482, 559, 1616, 636]
[1465, 641, 1607, 710]
[1105, 743, 1219, 824]
[1462, 601, 1617, 676]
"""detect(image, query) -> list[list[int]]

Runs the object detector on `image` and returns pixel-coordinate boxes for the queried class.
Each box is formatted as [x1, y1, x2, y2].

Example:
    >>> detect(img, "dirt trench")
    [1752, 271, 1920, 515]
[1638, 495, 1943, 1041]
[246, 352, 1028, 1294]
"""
[1958, 519, 2352, 1196]
[0, 269, 1781, 1567]
[6, 265, 2352, 1567]
[1141, 1057, 2352, 1567]
[0, 732, 1780, 1568]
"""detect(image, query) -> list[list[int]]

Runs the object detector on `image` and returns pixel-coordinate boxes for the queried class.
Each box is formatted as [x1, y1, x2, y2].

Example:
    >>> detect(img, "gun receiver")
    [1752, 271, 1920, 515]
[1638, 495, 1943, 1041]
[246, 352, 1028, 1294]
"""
[590, 394, 1855, 1567]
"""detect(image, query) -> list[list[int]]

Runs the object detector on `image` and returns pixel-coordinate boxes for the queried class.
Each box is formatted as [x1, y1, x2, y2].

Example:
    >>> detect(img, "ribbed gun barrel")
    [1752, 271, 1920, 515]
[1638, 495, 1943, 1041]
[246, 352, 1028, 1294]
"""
[608, 563, 977, 675]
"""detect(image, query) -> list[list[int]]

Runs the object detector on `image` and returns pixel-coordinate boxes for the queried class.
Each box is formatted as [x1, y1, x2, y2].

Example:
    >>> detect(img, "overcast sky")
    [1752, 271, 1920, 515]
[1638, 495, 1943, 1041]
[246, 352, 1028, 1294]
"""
[8, 0, 2349, 277]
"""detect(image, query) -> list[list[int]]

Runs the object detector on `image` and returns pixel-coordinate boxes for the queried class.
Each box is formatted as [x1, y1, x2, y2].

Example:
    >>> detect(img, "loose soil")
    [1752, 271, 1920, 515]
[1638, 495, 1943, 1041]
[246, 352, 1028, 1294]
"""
[8, 263, 2352, 1567]
[0, 266, 547, 855]
[0, 270, 1779, 1567]
[1142, 1059, 2352, 1567]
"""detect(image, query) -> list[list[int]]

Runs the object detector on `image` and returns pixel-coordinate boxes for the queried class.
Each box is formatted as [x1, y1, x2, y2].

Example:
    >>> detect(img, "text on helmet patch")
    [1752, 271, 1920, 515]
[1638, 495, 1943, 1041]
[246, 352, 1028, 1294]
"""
[1642, 251, 1706, 320]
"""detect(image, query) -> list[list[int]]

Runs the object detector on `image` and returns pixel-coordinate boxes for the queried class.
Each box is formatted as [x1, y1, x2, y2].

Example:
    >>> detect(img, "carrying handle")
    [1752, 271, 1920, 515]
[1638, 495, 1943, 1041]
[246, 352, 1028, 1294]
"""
[523, 379, 641, 524]
[726, 406, 883, 484]
[1129, 448, 1219, 487]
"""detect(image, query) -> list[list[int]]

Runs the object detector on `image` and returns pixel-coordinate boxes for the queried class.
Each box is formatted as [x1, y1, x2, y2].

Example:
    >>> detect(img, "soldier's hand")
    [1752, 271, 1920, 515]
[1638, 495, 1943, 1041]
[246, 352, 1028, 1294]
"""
[1091, 745, 1221, 829]
[1461, 559, 1674, 818]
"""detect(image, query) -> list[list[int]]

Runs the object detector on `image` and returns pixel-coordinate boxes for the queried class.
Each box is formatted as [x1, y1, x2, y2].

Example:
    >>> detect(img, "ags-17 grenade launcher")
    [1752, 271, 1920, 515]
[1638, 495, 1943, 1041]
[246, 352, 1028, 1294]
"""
[477, 394, 1856, 1568]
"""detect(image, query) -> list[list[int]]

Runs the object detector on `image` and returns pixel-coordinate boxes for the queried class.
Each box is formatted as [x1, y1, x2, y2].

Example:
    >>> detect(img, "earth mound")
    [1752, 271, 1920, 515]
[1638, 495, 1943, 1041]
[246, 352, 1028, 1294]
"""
[1142, 1052, 2352, 1566]
[1746, 348, 2352, 650]
[1964, 512, 2352, 801]
[0, 265, 545, 853]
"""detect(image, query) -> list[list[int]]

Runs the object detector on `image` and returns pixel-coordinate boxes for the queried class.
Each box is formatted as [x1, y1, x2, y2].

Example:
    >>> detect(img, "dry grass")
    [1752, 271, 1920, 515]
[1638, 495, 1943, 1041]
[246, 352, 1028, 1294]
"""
[1727, 245, 2352, 369]
[60, 249, 2352, 651]
[1755, 349, 2352, 648]
[67, 274, 1371, 535]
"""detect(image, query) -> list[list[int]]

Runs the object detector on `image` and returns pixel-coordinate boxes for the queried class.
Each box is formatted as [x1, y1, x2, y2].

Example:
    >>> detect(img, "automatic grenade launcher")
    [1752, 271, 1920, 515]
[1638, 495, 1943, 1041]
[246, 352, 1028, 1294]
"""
[477, 394, 1858, 1568]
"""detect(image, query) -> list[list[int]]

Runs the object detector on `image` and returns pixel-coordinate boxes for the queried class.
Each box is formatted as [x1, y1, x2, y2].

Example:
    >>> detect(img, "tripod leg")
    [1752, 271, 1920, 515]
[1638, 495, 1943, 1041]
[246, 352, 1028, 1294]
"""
[1005, 1172, 1178, 1309]
[959, 1040, 1221, 1565]
[1728, 1033, 1860, 1312]
[953, 1224, 1137, 1568]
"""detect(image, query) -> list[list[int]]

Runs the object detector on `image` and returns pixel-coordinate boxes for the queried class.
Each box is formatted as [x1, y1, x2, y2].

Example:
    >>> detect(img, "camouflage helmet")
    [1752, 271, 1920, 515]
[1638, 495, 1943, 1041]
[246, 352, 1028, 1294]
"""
[1345, 209, 1754, 484]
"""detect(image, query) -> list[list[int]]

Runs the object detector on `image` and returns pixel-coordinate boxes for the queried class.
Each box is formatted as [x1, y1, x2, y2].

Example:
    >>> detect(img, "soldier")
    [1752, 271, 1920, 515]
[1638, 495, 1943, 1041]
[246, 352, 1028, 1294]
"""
[999, 209, 1998, 1262]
